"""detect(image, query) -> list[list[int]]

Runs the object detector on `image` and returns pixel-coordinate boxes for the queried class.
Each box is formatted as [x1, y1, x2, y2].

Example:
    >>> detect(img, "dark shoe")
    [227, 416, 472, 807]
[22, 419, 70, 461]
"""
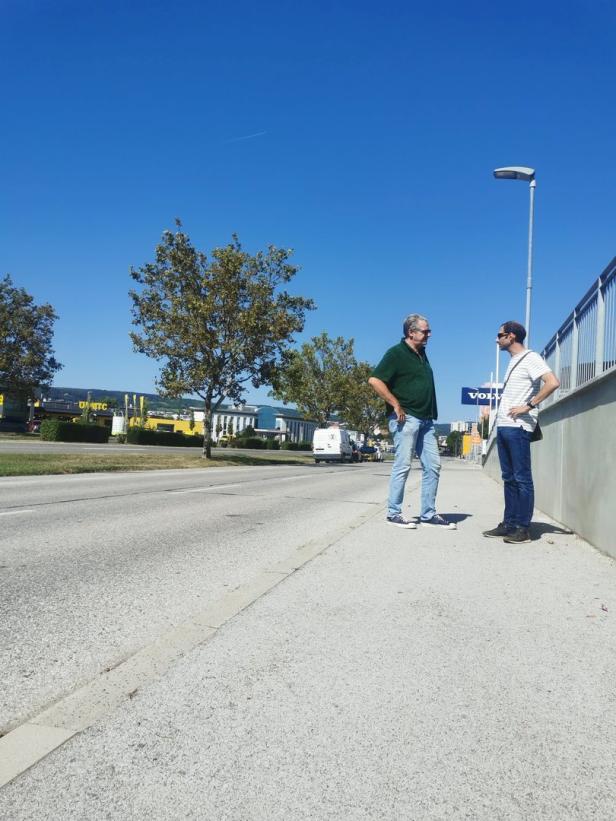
[503, 527, 531, 544]
[483, 522, 514, 538]
[420, 514, 457, 530]
[386, 514, 417, 529]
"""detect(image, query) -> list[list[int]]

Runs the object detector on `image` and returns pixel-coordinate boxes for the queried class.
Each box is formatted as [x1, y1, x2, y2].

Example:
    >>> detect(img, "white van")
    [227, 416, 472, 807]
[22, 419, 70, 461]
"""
[312, 427, 353, 464]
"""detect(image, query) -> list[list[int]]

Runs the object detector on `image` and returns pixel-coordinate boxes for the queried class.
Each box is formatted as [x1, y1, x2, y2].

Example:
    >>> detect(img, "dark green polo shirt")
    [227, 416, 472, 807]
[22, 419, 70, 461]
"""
[371, 339, 438, 420]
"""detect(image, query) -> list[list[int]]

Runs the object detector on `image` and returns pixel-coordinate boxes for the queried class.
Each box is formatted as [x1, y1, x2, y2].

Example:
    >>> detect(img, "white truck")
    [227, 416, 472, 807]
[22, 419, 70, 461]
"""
[312, 427, 353, 464]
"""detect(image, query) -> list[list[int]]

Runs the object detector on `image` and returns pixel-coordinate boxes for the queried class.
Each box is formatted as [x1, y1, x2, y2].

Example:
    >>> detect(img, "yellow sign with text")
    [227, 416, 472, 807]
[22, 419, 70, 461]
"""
[79, 401, 108, 410]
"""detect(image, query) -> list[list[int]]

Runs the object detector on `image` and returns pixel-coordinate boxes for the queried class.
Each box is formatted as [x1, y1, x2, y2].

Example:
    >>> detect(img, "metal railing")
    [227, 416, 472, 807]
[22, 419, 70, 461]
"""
[541, 256, 616, 408]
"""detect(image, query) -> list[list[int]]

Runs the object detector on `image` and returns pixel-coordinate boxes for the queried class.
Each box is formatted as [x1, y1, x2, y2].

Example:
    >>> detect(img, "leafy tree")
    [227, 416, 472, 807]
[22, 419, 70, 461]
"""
[446, 430, 464, 456]
[129, 222, 314, 457]
[235, 425, 256, 442]
[343, 361, 388, 442]
[0, 275, 62, 397]
[478, 416, 490, 439]
[270, 332, 357, 427]
[226, 418, 234, 437]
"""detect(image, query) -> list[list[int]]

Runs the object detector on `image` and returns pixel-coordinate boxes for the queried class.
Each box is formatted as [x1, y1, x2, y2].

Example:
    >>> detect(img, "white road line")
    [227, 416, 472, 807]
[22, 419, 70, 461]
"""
[173, 483, 242, 493]
[0, 510, 35, 517]
[173, 473, 322, 494]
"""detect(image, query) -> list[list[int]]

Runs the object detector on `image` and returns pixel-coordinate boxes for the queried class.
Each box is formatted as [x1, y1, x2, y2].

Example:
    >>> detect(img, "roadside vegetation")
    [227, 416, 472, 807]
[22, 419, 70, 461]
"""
[0, 450, 314, 477]
[2, 228, 389, 462]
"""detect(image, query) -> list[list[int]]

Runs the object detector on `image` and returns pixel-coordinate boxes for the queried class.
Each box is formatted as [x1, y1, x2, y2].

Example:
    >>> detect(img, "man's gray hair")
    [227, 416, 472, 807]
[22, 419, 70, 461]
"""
[403, 313, 428, 337]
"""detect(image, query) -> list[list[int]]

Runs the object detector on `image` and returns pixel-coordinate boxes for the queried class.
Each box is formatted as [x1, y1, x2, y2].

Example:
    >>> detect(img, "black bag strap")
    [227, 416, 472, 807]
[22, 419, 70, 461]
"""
[496, 351, 531, 412]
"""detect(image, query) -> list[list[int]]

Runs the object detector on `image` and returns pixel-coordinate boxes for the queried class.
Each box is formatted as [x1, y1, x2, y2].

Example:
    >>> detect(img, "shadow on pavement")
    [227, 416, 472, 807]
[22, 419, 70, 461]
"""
[531, 522, 574, 540]
[442, 512, 472, 524]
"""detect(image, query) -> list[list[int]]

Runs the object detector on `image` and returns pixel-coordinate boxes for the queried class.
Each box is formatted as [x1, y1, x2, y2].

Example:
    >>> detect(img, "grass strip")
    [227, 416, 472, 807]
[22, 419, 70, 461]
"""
[0, 451, 313, 476]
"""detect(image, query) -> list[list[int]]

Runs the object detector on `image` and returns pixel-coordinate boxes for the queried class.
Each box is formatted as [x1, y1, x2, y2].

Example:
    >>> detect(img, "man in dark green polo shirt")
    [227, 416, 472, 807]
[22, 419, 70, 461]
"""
[368, 313, 455, 530]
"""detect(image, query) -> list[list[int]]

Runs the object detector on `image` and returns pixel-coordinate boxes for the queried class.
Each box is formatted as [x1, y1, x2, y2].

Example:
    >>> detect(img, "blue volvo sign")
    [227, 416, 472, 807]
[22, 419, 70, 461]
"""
[461, 387, 502, 406]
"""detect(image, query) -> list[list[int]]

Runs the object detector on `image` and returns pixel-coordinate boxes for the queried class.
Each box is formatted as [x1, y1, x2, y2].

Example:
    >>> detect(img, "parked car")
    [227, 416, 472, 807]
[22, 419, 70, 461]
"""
[312, 428, 353, 463]
[359, 445, 380, 462]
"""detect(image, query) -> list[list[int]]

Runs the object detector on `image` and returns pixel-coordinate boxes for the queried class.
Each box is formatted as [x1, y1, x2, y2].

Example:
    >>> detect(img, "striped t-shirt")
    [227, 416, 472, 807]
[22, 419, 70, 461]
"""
[497, 350, 551, 432]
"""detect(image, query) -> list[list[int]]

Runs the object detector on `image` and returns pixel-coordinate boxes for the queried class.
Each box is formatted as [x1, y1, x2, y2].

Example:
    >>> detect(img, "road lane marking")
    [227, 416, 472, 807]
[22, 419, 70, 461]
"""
[0, 510, 35, 517]
[0, 501, 385, 788]
[172, 472, 332, 494]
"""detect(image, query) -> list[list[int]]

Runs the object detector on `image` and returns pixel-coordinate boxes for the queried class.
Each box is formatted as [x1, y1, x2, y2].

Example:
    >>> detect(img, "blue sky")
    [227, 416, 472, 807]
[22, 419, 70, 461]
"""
[2, 0, 615, 421]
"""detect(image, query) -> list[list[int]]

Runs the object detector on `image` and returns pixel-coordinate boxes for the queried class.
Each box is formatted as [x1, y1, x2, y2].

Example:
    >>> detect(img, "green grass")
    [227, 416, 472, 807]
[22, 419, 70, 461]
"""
[0, 450, 314, 476]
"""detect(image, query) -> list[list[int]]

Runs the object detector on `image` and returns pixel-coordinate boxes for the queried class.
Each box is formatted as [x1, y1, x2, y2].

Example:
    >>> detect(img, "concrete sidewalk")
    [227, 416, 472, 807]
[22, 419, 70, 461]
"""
[2, 463, 615, 819]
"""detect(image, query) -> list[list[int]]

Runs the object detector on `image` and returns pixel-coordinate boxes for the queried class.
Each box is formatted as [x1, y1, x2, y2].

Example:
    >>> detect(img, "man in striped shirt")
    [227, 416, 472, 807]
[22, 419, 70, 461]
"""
[483, 321, 560, 544]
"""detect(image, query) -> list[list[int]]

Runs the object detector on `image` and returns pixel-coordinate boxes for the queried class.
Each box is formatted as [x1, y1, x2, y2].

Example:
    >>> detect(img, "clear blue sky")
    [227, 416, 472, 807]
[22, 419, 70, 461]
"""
[2, 0, 615, 421]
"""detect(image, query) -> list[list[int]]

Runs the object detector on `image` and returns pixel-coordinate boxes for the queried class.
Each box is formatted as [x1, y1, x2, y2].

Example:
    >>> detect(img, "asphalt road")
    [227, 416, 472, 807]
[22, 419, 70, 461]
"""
[1, 463, 389, 732]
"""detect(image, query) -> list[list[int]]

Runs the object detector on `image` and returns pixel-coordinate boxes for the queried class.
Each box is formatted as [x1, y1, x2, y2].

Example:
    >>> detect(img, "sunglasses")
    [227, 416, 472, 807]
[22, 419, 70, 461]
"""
[497, 332, 510, 339]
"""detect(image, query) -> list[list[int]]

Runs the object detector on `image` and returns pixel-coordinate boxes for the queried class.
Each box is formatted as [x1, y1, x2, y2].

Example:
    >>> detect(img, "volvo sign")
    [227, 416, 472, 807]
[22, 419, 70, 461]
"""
[461, 387, 502, 406]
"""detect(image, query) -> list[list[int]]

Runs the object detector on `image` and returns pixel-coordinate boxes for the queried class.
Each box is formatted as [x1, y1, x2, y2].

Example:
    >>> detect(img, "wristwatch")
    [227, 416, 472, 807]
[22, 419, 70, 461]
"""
[527, 399, 537, 409]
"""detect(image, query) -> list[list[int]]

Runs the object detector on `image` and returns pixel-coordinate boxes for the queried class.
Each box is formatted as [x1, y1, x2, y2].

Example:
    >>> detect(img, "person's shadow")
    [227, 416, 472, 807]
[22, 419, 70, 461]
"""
[441, 512, 472, 524]
[530, 522, 574, 541]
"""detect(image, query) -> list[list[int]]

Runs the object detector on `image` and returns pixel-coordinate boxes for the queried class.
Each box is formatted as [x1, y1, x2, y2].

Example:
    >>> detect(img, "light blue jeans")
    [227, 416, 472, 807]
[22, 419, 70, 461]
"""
[387, 415, 441, 520]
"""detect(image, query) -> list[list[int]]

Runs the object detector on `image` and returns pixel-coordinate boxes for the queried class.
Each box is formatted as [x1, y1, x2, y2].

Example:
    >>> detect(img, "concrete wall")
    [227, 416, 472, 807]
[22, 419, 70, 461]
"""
[483, 367, 616, 558]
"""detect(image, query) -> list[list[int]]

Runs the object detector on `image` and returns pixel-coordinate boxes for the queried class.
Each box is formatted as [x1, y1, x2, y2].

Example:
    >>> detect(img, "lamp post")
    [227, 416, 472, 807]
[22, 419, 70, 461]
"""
[493, 166, 536, 345]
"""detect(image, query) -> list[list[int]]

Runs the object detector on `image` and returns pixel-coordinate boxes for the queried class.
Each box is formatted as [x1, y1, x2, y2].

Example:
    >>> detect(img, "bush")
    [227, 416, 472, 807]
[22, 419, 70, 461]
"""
[232, 435, 280, 450]
[126, 427, 204, 447]
[281, 440, 312, 451]
[236, 437, 267, 449]
[40, 420, 110, 443]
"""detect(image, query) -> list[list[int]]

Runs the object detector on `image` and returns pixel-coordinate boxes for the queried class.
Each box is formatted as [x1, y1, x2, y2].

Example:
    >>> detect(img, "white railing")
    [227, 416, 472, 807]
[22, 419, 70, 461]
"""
[540, 256, 616, 408]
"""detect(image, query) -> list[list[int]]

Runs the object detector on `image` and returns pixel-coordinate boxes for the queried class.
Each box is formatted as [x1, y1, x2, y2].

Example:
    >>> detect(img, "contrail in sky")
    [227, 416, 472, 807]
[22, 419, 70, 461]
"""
[225, 130, 267, 143]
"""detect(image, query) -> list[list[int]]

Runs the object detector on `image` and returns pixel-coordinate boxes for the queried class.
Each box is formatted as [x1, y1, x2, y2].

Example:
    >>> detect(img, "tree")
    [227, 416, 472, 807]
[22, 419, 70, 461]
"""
[270, 332, 357, 427]
[129, 223, 314, 457]
[0, 275, 62, 397]
[343, 361, 388, 442]
[446, 430, 464, 456]
[479, 416, 490, 439]
[226, 418, 234, 438]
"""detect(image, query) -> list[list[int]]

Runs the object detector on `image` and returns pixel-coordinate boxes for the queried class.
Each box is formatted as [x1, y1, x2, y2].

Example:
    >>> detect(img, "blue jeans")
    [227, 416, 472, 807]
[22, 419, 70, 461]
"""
[387, 415, 441, 519]
[496, 426, 534, 528]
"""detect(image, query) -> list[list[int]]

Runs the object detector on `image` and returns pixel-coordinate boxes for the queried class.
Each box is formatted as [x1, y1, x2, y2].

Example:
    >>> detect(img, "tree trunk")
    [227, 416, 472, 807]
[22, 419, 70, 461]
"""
[202, 396, 213, 459]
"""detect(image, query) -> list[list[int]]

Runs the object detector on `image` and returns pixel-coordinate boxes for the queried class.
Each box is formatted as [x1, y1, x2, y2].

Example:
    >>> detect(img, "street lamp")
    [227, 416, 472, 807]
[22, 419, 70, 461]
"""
[493, 166, 536, 345]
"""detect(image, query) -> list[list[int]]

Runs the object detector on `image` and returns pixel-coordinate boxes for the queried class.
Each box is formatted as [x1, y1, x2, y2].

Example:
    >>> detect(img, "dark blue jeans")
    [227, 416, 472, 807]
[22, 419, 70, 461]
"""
[496, 426, 534, 529]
